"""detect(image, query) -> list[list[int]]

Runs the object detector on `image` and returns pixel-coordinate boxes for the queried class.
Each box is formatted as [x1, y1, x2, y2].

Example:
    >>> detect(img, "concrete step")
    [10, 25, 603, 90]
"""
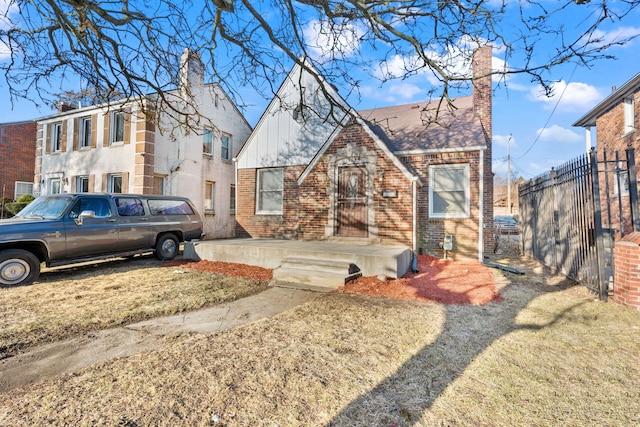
[271, 257, 362, 292]
[278, 257, 360, 275]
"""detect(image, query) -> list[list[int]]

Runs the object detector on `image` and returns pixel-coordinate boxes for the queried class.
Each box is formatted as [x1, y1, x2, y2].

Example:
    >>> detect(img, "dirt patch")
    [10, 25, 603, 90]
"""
[338, 254, 502, 305]
[163, 259, 273, 282]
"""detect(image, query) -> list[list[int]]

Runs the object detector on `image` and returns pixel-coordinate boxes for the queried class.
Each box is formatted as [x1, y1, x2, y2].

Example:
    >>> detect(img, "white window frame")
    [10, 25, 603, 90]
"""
[76, 176, 90, 193]
[205, 181, 215, 213]
[614, 162, 630, 197]
[624, 96, 635, 134]
[221, 132, 231, 161]
[110, 111, 125, 144]
[230, 184, 236, 214]
[256, 168, 284, 215]
[50, 178, 62, 194]
[429, 164, 470, 219]
[203, 128, 213, 155]
[108, 174, 123, 193]
[52, 122, 62, 152]
[79, 116, 92, 148]
[14, 181, 33, 200]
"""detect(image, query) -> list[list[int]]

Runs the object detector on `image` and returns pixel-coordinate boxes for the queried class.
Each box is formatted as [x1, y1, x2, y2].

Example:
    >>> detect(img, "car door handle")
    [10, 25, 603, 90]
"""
[106, 219, 117, 223]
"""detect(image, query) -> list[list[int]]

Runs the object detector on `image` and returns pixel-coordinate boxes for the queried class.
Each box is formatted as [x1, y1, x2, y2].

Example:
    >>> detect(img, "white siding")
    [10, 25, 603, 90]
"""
[237, 63, 350, 170]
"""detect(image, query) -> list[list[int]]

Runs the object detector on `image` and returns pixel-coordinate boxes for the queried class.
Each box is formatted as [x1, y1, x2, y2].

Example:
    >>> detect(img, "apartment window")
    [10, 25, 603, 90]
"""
[79, 116, 92, 148]
[614, 162, 630, 197]
[50, 178, 62, 194]
[624, 96, 635, 134]
[153, 176, 165, 195]
[52, 122, 63, 152]
[221, 132, 231, 161]
[429, 164, 470, 219]
[230, 184, 236, 214]
[108, 174, 123, 193]
[110, 111, 125, 144]
[76, 176, 89, 193]
[203, 129, 213, 155]
[15, 181, 33, 200]
[205, 181, 215, 213]
[257, 168, 283, 214]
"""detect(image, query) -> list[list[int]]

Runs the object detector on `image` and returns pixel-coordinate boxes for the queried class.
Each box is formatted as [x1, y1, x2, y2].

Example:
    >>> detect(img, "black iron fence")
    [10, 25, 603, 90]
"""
[519, 147, 640, 300]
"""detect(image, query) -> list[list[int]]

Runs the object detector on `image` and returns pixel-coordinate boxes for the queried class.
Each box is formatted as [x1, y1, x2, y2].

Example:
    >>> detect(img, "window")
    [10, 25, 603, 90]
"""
[153, 176, 165, 195]
[148, 199, 195, 215]
[257, 168, 283, 214]
[110, 111, 125, 144]
[15, 182, 33, 200]
[230, 184, 236, 214]
[624, 96, 635, 134]
[429, 164, 470, 219]
[52, 122, 63, 152]
[221, 132, 231, 161]
[76, 176, 89, 193]
[69, 198, 112, 218]
[614, 162, 630, 197]
[108, 174, 123, 193]
[203, 129, 213, 155]
[205, 181, 215, 213]
[116, 198, 145, 216]
[79, 116, 92, 148]
[50, 178, 62, 194]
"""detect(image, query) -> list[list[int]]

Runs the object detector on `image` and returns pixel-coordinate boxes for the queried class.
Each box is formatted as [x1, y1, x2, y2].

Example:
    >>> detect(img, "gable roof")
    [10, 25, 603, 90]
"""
[235, 60, 352, 169]
[573, 73, 640, 127]
[358, 96, 488, 154]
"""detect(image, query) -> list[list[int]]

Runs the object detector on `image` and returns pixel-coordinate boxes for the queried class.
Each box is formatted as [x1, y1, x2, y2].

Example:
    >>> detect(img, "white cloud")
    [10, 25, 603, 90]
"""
[360, 81, 423, 104]
[529, 80, 603, 112]
[493, 134, 516, 148]
[536, 124, 583, 144]
[0, 0, 18, 60]
[302, 19, 363, 61]
[585, 26, 640, 49]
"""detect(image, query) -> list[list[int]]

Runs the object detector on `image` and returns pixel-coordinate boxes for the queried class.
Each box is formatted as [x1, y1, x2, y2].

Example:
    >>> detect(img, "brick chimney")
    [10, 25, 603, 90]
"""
[57, 101, 77, 113]
[472, 45, 492, 141]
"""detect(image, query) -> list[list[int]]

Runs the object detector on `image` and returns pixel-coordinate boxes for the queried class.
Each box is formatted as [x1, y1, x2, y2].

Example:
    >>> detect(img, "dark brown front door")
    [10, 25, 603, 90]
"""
[337, 166, 367, 237]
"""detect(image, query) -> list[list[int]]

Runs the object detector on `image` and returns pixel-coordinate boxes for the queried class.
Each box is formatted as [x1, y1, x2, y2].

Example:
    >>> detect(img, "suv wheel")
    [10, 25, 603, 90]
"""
[0, 249, 41, 286]
[155, 234, 179, 261]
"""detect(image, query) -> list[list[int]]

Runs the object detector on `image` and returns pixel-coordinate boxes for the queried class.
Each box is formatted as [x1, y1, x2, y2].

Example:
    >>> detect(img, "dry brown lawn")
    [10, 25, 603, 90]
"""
[0, 255, 268, 358]
[2, 256, 640, 426]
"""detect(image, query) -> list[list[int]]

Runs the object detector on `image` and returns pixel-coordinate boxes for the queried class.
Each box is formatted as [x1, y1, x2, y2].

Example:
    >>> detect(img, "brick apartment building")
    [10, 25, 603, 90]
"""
[0, 120, 37, 201]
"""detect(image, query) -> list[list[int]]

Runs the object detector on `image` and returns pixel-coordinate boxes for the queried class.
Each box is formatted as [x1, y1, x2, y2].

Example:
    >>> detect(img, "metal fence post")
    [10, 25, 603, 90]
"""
[626, 145, 640, 232]
[590, 148, 607, 301]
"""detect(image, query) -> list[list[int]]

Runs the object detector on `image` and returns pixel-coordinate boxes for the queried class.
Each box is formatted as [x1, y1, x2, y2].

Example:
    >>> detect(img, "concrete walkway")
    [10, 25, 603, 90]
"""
[0, 286, 318, 393]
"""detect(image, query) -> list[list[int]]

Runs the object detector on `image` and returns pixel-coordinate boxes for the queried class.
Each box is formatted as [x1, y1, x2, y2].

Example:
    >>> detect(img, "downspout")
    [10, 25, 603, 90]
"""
[412, 177, 419, 273]
[478, 147, 485, 263]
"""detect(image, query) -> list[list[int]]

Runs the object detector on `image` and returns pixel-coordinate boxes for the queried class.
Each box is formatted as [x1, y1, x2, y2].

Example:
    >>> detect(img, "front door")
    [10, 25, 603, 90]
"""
[336, 166, 367, 237]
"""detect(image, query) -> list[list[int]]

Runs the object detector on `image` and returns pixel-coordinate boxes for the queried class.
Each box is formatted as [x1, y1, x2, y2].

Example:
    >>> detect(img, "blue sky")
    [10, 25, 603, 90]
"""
[2, 1, 640, 181]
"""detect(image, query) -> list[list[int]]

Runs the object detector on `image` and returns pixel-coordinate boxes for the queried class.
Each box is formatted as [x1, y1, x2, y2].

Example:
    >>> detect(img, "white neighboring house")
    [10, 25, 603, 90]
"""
[35, 50, 252, 239]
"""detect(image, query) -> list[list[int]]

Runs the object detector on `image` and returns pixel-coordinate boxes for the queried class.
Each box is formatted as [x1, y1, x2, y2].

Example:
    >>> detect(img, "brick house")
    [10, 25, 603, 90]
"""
[0, 120, 37, 201]
[236, 47, 494, 261]
[35, 50, 252, 238]
[573, 72, 640, 237]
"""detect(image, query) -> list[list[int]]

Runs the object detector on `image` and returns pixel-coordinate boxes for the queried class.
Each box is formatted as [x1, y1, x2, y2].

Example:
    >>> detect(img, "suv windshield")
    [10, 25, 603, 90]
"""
[16, 196, 74, 220]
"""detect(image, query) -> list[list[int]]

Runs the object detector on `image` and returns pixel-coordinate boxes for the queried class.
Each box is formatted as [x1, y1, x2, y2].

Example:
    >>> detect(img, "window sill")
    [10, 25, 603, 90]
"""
[204, 209, 216, 216]
[256, 211, 283, 216]
[623, 129, 635, 138]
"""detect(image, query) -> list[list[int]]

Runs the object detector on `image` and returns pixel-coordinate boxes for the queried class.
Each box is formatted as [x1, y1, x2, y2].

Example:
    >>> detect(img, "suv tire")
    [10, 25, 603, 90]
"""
[0, 249, 41, 286]
[155, 234, 179, 261]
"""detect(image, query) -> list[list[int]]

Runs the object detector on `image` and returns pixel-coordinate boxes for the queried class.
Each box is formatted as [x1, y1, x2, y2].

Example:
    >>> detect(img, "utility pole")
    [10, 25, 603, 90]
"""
[507, 134, 512, 214]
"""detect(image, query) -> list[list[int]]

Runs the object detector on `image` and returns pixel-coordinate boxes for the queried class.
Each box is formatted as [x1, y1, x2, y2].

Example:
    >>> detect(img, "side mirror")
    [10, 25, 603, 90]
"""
[74, 210, 96, 226]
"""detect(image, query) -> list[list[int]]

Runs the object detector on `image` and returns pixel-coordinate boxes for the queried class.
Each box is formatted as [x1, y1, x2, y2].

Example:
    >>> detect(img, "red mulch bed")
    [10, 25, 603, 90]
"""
[165, 255, 502, 305]
[338, 254, 502, 305]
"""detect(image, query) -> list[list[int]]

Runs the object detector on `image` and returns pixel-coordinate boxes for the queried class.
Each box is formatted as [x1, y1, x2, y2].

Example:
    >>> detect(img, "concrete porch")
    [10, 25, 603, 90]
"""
[184, 238, 413, 292]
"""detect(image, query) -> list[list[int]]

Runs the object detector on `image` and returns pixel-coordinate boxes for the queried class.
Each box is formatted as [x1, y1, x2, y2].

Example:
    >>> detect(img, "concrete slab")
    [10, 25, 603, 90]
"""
[185, 238, 412, 278]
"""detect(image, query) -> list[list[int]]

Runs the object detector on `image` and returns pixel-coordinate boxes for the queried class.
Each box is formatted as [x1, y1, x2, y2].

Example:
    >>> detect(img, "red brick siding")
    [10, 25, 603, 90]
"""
[0, 121, 37, 200]
[595, 90, 640, 238]
[613, 232, 640, 310]
[402, 150, 488, 260]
